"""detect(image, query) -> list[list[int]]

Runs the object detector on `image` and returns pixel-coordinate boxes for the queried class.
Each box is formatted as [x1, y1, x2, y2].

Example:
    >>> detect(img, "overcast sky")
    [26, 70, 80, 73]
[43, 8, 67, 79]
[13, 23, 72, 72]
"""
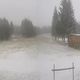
[0, 0, 79, 27]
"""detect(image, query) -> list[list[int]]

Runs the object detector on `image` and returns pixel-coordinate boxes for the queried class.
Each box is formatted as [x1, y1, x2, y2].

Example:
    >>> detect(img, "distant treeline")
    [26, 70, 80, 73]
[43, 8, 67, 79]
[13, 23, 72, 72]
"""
[1, 0, 80, 41]
[0, 18, 51, 41]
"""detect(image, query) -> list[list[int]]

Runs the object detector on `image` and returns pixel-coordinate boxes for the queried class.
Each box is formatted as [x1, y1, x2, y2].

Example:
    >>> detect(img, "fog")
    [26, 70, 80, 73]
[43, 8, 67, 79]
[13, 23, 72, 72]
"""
[0, 0, 79, 27]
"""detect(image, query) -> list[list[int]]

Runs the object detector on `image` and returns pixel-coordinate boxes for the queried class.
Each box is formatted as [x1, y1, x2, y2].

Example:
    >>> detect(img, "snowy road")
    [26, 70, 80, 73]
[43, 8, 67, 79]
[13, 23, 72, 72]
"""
[0, 34, 80, 80]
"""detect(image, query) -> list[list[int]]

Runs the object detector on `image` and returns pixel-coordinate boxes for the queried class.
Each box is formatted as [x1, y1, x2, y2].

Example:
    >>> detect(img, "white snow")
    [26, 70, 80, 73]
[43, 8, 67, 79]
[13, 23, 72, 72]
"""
[0, 34, 80, 80]
[70, 34, 80, 36]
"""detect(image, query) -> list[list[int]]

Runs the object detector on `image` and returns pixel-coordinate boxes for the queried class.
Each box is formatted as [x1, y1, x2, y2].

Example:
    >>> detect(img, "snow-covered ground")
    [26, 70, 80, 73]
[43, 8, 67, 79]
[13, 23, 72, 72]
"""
[0, 34, 80, 80]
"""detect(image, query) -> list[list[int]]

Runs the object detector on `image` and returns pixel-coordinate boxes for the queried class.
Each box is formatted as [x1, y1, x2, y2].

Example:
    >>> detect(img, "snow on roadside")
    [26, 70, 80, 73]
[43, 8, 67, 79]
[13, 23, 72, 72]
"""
[0, 34, 79, 80]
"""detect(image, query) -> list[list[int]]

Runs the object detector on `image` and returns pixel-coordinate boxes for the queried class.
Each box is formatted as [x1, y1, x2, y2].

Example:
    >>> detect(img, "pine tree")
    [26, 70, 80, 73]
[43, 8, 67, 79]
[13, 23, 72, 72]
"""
[21, 18, 36, 37]
[59, 0, 75, 37]
[52, 7, 59, 36]
[0, 18, 12, 40]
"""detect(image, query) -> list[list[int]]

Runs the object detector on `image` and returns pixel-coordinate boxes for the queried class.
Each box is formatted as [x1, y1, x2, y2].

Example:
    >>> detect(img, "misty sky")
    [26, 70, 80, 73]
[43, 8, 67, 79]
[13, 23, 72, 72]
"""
[0, 0, 80, 27]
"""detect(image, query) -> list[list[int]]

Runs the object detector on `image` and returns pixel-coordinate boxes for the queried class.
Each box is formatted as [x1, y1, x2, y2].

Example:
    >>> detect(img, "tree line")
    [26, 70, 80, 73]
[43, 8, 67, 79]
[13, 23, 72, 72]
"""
[0, 17, 52, 41]
[0, 0, 78, 42]
[51, 0, 76, 41]
[0, 18, 37, 41]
